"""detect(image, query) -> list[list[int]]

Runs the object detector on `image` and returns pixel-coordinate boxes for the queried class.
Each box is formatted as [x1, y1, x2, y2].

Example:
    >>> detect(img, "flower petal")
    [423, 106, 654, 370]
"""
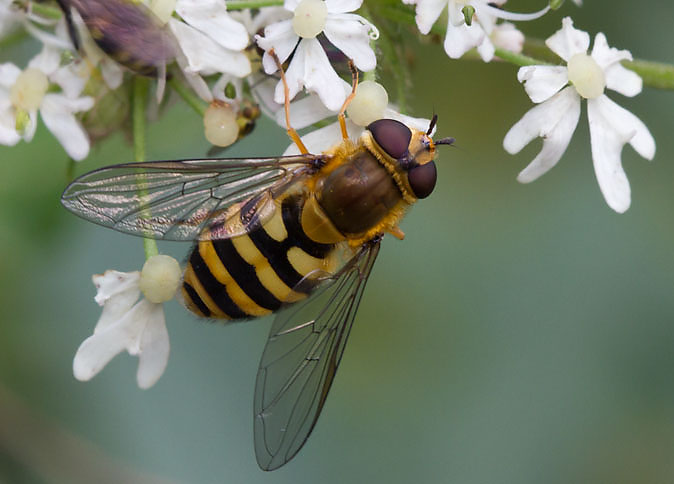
[274, 90, 340, 129]
[257, 19, 297, 73]
[169, 19, 251, 77]
[73, 329, 128, 382]
[136, 301, 170, 389]
[490, 22, 524, 54]
[27, 44, 61, 75]
[443, 18, 485, 59]
[176, 0, 249, 51]
[73, 300, 147, 382]
[324, 14, 377, 72]
[545, 17, 589, 62]
[590, 33, 641, 97]
[503, 86, 581, 182]
[587, 95, 655, 212]
[476, 36, 495, 62]
[0, 98, 20, 145]
[0, 62, 21, 88]
[23, 21, 72, 50]
[40, 94, 93, 160]
[518, 65, 568, 103]
[414, 0, 447, 35]
[51, 63, 88, 99]
[92, 270, 142, 331]
[276, 38, 346, 111]
[100, 59, 124, 90]
[21, 109, 38, 142]
[604, 62, 642, 98]
[250, 73, 282, 119]
[325, 0, 362, 14]
[590, 32, 632, 69]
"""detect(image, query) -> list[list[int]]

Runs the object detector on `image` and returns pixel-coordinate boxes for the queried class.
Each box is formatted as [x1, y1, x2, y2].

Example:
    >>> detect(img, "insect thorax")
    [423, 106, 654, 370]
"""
[316, 147, 406, 241]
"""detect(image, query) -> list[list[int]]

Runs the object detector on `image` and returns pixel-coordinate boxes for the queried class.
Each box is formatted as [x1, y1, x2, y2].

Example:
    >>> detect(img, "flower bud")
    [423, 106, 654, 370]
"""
[139, 255, 181, 303]
[346, 81, 389, 127]
[204, 102, 238, 147]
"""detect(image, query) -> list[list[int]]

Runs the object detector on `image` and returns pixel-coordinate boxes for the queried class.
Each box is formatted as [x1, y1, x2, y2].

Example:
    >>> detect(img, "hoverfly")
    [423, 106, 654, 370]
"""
[61, 53, 454, 470]
[54, 0, 176, 76]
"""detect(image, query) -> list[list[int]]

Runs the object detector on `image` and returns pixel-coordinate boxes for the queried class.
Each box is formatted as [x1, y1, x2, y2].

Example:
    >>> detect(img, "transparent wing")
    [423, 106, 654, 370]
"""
[61, 155, 324, 241]
[254, 238, 382, 471]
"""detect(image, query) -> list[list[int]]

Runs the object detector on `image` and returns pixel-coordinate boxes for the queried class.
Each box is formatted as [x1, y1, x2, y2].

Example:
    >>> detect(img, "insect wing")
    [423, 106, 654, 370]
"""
[61, 155, 321, 241]
[254, 240, 381, 470]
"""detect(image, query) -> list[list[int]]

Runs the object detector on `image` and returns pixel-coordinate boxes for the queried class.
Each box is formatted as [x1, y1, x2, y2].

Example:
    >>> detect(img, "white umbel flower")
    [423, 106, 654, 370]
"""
[0, 45, 94, 160]
[256, 0, 379, 112]
[73, 255, 181, 389]
[168, 0, 251, 79]
[503, 17, 656, 213]
[409, 0, 548, 62]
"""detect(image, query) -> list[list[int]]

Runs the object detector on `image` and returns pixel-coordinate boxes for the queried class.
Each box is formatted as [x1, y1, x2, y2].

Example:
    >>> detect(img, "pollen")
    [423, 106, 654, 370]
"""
[346, 81, 389, 127]
[10, 68, 48, 112]
[204, 102, 238, 147]
[139, 255, 181, 303]
[292, 0, 328, 39]
[567, 53, 606, 99]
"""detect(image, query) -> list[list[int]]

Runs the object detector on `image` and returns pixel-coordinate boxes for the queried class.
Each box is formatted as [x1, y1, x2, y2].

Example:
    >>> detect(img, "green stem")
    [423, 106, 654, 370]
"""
[494, 47, 552, 67]
[226, 0, 283, 9]
[132, 77, 159, 260]
[623, 59, 674, 91]
[168, 77, 208, 117]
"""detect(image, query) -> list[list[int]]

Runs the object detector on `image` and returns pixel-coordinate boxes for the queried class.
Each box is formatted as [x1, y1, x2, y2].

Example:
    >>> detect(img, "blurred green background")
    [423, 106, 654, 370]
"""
[2, 1, 674, 482]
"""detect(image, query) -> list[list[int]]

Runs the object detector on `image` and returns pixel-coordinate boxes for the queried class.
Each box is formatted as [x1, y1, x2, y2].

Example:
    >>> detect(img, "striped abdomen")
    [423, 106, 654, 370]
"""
[182, 195, 337, 319]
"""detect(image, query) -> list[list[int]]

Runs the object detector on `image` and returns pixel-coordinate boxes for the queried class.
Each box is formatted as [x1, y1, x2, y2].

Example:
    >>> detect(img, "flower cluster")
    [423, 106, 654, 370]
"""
[0, 0, 663, 387]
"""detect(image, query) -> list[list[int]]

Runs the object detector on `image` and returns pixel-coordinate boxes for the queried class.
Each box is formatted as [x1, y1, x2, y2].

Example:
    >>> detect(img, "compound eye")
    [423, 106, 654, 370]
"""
[408, 161, 437, 199]
[367, 119, 412, 159]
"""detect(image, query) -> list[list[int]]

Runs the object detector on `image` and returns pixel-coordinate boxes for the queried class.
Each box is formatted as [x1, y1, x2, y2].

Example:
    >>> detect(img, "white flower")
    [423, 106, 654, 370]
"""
[167, 0, 252, 84]
[0, 45, 94, 160]
[503, 17, 656, 213]
[256, 0, 379, 112]
[73, 255, 181, 389]
[490, 22, 524, 54]
[409, 0, 548, 61]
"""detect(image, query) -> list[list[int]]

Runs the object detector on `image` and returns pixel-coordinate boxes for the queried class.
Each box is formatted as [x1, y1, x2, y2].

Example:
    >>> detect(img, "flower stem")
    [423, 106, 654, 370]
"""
[168, 77, 208, 117]
[132, 77, 159, 260]
[226, 0, 283, 9]
[623, 59, 674, 91]
[494, 47, 552, 67]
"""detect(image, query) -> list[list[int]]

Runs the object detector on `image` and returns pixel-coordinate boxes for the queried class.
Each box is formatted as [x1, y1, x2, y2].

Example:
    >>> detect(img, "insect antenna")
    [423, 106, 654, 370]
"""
[435, 137, 455, 146]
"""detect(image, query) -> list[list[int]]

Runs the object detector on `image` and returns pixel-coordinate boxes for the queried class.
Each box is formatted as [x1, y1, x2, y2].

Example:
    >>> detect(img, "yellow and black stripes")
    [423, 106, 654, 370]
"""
[182, 195, 336, 320]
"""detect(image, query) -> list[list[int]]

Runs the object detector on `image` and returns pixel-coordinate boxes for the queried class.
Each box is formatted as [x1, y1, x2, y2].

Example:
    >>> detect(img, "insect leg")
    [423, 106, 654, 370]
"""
[269, 49, 309, 155]
[338, 60, 358, 141]
[54, 0, 81, 51]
